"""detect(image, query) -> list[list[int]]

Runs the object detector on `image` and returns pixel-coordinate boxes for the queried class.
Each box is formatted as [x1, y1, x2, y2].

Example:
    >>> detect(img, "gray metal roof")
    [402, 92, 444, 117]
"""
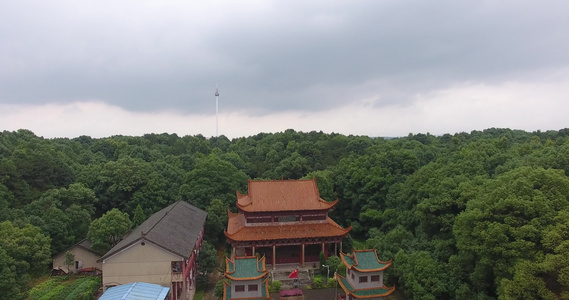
[53, 238, 101, 260]
[99, 282, 170, 300]
[100, 201, 207, 260]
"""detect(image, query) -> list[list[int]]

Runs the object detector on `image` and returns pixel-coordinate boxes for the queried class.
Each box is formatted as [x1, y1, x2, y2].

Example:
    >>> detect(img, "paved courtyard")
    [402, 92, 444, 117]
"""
[271, 288, 406, 300]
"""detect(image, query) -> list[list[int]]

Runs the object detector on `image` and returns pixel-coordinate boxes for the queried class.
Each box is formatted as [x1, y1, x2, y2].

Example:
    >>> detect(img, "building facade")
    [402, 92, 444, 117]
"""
[337, 249, 395, 299]
[223, 256, 271, 300]
[99, 201, 207, 300]
[52, 239, 101, 274]
[225, 179, 351, 268]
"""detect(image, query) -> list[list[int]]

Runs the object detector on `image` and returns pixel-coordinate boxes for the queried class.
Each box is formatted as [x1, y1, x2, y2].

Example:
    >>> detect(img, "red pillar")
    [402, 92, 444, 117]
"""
[272, 245, 276, 269]
[301, 243, 305, 267]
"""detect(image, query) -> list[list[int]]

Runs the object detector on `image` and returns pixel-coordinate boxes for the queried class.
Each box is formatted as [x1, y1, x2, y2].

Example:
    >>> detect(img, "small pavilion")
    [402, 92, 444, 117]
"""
[223, 256, 271, 300]
[225, 179, 351, 268]
[337, 249, 395, 299]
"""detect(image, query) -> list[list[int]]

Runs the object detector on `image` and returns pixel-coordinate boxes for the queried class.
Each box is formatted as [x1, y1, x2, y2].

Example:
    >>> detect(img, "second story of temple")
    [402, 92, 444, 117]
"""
[231, 178, 338, 226]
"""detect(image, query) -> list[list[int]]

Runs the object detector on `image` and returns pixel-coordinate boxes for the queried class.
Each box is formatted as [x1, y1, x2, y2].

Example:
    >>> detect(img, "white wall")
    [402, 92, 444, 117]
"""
[231, 278, 263, 298]
[347, 269, 384, 289]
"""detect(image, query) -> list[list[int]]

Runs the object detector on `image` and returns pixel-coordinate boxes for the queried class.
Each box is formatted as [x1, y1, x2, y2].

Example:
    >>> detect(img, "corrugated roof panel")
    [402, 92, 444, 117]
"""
[99, 282, 170, 300]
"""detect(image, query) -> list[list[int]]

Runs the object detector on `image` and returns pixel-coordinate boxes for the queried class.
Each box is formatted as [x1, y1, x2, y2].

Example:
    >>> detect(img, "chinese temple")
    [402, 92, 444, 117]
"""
[223, 256, 271, 300]
[225, 179, 352, 268]
[337, 249, 395, 299]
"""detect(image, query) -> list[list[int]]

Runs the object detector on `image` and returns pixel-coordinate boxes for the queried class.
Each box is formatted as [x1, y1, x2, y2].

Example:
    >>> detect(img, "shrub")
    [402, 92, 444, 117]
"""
[196, 275, 209, 290]
[327, 278, 337, 288]
[313, 277, 323, 289]
[214, 279, 227, 298]
[269, 280, 282, 292]
[319, 252, 327, 273]
[327, 256, 341, 274]
[194, 289, 205, 300]
[337, 263, 347, 277]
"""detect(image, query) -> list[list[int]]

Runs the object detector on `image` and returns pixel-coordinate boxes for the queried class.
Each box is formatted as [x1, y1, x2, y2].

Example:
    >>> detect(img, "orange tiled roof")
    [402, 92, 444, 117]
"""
[225, 210, 351, 241]
[236, 179, 337, 212]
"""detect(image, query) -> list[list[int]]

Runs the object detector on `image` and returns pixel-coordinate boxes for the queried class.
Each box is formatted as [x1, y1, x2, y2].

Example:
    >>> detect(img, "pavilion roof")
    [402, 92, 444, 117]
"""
[225, 211, 351, 242]
[340, 249, 392, 272]
[337, 274, 395, 299]
[225, 256, 267, 281]
[236, 179, 337, 212]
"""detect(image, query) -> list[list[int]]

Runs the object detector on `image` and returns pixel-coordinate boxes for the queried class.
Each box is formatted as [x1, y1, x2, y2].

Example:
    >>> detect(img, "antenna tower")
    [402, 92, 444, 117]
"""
[215, 86, 219, 137]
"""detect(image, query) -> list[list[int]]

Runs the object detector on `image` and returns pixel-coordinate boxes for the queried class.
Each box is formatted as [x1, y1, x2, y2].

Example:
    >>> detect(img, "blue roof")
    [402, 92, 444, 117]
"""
[100, 282, 170, 300]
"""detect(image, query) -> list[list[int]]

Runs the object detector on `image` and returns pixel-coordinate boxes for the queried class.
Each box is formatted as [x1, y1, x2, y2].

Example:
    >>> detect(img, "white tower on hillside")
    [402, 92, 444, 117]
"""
[215, 86, 219, 137]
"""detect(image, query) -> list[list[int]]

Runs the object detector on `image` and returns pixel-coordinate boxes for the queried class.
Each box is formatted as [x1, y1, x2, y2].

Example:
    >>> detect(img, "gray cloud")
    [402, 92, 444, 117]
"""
[1, 0, 569, 117]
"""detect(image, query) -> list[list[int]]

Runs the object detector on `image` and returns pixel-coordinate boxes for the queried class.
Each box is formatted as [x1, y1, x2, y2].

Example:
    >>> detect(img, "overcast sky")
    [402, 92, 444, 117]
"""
[1, 1, 569, 139]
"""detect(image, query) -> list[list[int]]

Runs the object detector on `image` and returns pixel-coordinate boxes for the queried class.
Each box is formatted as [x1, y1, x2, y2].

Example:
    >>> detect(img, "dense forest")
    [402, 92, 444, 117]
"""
[1, 128, 568, 299]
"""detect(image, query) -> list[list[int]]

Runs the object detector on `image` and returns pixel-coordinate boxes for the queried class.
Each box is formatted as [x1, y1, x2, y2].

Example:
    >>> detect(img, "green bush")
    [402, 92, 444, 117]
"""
[194, 289, 205, 300]
[337, 263, 346, 277]
[196, 275, 209, 290]
[327, 256, 341, 274]
[313, 277, 323, 289]
[319, 252, 327, 273]
[269, 280, 282, 292]
[327, 278, 337, 288]
[214, 279, 227, 298]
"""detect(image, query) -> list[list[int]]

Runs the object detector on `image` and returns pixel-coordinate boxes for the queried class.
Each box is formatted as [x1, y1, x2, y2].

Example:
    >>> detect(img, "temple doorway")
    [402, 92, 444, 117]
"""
[305, 244, 322, 262]
[276, 245, 301, 264]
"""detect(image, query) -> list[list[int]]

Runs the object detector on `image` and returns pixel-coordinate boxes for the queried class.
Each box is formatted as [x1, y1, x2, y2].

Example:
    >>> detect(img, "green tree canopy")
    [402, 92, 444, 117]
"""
[454, 167, 569, 298]
[180, 153, 248, 209]
[87, 208, 132, 254]
[198, 241, 218, 274]
[132, 204, 146, 228]
[0, 221, 51, 298]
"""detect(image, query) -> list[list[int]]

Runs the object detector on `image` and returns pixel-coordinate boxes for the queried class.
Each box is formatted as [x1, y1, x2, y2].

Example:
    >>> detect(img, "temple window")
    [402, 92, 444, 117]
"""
[371, 275, 380, 282]
[235, 285, 245, 292]
[247, 217, 272, 223]
[351, 273, 355, 280]
[359, 276, 368, 283]
[248, 284, 258, 291]
[277, 215, 298, 222]
[302, 215, 326, 221]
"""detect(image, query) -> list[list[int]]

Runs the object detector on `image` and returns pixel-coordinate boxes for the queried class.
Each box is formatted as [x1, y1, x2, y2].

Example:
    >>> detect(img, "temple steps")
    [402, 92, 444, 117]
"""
[269, 264, 315, 289]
